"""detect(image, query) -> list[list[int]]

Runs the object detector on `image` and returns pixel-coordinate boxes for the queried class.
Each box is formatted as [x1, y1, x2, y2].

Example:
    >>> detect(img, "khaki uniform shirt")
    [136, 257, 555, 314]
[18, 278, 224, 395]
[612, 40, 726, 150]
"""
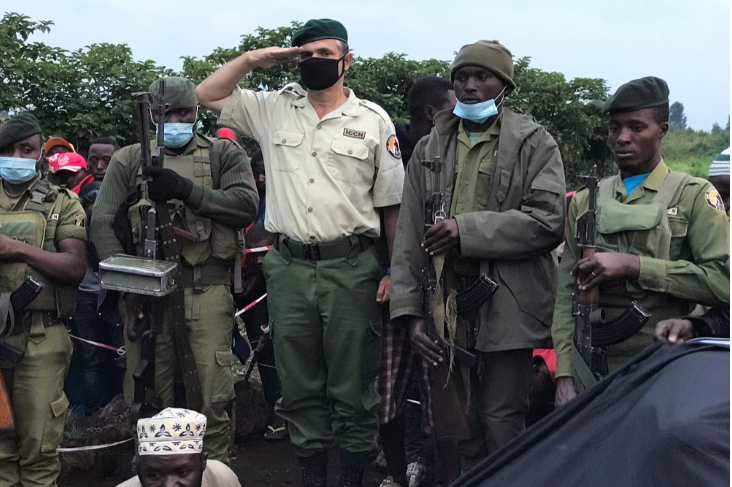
[219, 83, 404, 242]
[116, 459, 241, 487]
[552, 161, 731, 377]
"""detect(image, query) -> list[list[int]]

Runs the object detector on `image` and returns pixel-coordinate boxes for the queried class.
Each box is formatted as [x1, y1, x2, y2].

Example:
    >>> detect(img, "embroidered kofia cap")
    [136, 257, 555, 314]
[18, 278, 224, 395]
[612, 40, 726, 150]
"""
[137, 408, 207, 455]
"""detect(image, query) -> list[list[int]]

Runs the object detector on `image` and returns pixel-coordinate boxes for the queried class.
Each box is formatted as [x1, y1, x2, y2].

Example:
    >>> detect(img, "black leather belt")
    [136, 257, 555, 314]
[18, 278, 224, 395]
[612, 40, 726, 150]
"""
[275, 234, 374, 261]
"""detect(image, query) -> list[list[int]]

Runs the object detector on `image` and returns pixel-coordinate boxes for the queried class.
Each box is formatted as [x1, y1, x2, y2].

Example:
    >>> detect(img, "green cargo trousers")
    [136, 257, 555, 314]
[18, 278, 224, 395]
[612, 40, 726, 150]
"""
[263, 240, 382, 457]
[458, 348, 533, 472]
[0, 317, 73, 487]
[124, 285, 235, 462]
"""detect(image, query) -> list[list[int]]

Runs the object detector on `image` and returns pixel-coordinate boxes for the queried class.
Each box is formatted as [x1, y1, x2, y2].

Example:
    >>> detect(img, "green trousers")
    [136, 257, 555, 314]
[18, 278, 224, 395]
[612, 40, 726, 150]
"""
[458, 348, 533, 472]
[263, 242, 382, 457]
[124, 285, 235, 462]
[0, 317, 73, 487]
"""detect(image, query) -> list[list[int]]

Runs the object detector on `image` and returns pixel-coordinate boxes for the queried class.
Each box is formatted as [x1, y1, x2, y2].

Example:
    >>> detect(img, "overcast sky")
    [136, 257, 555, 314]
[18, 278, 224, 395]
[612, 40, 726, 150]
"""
[5, 0, 730, 129]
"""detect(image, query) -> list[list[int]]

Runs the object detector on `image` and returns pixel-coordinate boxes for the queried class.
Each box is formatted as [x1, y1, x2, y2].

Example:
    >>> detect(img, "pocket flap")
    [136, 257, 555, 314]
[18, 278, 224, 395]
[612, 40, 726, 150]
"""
[331, 140, 369, 160]
[273, 130, 305, 147]
[598, 200, 663, 234]
[215, 349, 234, 366]
[50, 393, 69, 418]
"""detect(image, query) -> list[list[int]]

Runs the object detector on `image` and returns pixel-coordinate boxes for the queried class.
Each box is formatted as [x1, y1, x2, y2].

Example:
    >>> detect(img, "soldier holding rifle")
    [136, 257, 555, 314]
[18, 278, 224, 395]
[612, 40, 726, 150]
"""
[552, 77, 731, 407]
[0, 113, 87, 486]
[91, 77, 258, 462]
[389, 41, 565, 474]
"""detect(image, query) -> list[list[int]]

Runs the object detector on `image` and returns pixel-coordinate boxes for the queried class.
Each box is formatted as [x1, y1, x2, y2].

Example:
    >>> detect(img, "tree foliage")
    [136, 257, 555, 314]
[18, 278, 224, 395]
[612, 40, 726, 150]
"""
[3, 12, 620, 184]
[669, 101, 687, 131]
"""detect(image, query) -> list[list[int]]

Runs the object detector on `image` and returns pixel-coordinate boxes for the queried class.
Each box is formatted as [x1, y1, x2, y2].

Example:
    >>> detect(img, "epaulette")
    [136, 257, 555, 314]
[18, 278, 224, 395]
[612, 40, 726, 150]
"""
[281, 83, 307, 98]
[358, 99, 392, 123]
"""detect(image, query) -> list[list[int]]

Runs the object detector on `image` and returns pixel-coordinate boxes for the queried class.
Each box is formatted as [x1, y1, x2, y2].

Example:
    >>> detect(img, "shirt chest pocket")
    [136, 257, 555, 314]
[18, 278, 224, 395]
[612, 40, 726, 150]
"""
[328, 140, 371, 184]
[272, 130, 305, 172]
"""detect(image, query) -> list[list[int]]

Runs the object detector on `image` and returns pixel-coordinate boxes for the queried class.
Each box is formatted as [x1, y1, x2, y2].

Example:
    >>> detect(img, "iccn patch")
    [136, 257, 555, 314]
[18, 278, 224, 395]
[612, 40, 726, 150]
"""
[386, 135, 402, 159]
[74, 213, 86, 228]
[705, 187, 726, 211]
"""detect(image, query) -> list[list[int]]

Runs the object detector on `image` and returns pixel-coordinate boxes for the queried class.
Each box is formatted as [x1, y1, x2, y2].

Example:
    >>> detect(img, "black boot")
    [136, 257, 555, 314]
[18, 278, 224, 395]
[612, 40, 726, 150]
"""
[299, 451, 328, 487]
[338, 450, 371, 487]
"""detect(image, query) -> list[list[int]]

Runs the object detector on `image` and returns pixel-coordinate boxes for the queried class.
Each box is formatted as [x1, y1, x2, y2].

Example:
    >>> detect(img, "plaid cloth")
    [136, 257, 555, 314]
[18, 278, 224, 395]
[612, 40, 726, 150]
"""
[378, 320, 433, 430]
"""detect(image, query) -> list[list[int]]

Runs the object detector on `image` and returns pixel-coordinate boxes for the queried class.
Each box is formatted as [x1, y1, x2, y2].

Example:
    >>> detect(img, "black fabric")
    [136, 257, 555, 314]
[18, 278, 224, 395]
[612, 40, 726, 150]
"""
[395, 122, 416, 168]
[603, 76, 669, 114]
[688, 306, 730, 339]
[142, 166, 193, 201]
[454, 340, 730, 487]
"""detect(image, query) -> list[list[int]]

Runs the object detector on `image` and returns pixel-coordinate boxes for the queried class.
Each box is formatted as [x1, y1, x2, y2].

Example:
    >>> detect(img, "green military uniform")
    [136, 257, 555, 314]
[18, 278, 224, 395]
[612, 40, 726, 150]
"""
[391, 97, 565, 471]
[552, 161, 731, 383]
[91, 106, 258, 461]
[0, 173, 86, 486]
[217, 35, 404, 468]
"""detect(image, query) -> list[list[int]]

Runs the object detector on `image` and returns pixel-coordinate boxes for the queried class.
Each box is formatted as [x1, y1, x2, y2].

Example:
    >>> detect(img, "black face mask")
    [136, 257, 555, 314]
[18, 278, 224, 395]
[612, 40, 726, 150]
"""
[299, 55, 346, 91]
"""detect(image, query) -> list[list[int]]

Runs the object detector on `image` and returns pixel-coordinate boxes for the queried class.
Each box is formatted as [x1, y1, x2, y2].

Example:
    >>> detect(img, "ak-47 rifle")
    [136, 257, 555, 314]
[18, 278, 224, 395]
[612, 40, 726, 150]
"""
[420, 157, 472, 441]
[572, 166, 651, 384]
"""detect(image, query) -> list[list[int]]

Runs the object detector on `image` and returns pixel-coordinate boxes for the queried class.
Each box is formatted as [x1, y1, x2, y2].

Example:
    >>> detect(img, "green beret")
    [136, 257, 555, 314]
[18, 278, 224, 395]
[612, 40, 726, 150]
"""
[0, 113, 42, 151]
[292, 19, 348, 48]
[149, 77, 198, 110]
[451, 40, 515, 89]
[603, 76, 669, 114]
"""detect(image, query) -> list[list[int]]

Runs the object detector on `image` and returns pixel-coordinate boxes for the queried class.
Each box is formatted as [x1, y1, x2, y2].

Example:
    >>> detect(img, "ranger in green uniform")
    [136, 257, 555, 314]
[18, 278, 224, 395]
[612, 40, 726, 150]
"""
[91, 77, 259, 462]
[0, 113, 87, 486]
[196, 20, 404, 487]
[389, 41, 566, 472]
[552, 77, 731, 406]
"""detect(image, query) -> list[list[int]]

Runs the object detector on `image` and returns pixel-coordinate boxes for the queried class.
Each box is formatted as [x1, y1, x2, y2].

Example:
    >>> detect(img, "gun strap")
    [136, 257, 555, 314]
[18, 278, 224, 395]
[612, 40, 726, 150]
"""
[170, 289, 203, 412]
[571, 343, 598, 392]
[0, 293, 13, 339]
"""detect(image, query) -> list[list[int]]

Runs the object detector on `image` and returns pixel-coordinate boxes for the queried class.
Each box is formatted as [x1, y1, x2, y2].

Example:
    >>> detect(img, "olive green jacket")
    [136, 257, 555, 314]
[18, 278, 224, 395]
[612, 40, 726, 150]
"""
[390, 108, 566, 351]
[92, 134, 259, 262]
[552, 161, 731, 377]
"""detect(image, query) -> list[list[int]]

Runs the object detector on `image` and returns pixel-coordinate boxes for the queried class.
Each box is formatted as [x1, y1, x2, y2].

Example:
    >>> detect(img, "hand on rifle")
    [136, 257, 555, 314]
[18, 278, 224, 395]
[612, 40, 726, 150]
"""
[654, 318, 696, 343]
[555, 376, 577, 407]
[406, 316, 443, 366]
[142, 167, 193, 202]
[120, 293, 145, 340]
[376, 275, 391, 303]
[572, 252, 640, 291]
[422, 218, 460, 255]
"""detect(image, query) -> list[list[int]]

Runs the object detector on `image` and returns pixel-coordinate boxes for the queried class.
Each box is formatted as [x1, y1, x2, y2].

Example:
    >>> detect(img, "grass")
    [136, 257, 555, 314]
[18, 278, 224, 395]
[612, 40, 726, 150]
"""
[665, 157, 716, 178]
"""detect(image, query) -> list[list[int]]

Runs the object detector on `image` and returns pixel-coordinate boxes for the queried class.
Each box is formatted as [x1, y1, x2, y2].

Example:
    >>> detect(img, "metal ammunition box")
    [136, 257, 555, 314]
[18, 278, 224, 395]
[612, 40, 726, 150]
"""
[99, 255, 178, 297]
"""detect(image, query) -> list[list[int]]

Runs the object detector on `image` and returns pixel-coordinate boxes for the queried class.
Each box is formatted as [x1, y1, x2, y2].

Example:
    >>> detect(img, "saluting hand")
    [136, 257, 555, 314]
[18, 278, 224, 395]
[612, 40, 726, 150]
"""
[422, 218, 460, 255]
[572, 252, 641, 291]
[247, 47, 304, 69]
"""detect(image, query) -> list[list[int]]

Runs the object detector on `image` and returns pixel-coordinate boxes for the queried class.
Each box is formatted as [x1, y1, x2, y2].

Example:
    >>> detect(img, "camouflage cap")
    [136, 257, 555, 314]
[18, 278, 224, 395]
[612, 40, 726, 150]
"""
[292, 19, 348, 47]
[0, 112, 42, 151]
[603, 76, 669, 114]
[149, 77, 198, 110]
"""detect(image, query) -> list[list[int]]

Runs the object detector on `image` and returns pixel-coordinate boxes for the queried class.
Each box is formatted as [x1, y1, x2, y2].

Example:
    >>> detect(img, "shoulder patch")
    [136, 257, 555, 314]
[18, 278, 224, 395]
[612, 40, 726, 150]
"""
[74, 212, 86, 228]
[705, 186, 726, 211]
[386, 135, 402, 160]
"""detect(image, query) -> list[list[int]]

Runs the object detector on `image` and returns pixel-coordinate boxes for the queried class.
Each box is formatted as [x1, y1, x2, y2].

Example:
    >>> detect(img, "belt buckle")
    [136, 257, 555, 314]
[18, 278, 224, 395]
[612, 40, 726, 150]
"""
[302, 242, 321, 260]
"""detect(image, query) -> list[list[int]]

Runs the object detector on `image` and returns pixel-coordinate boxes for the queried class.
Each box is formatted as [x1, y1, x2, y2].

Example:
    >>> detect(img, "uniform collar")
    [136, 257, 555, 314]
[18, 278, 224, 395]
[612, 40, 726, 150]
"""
[614, 159, 668, 202]
[457, 112, 502, 147]
[161, 133, 207, 156]
[292, 85, 361, 121]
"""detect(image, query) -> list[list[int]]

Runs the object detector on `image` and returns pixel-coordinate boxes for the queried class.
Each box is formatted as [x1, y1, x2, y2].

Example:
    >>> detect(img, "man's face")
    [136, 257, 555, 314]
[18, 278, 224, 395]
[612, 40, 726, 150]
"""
[453, 66, 506, 104]
[47, 145, 72, 157]
[298, 39, 353, 75]
[607, 109, 668, 176]
[251, 161, 265, 194]
[0, 134, 42, 161]
[51, 169, 87, 189]
[138, 454, 206, 487]
[88, 143, 116, 181]
[437, 90, 458, 113]
[151, 106, 198, 125]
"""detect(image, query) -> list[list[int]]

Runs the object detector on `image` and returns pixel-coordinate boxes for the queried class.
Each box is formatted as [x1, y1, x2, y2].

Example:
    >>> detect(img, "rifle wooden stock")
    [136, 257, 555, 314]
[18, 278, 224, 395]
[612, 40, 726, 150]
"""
[0, 370, 13, 432]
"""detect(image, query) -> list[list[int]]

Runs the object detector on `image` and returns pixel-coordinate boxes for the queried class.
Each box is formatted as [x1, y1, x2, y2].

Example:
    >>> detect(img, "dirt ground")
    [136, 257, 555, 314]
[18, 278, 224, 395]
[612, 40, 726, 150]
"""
[59, 436, 386, 487]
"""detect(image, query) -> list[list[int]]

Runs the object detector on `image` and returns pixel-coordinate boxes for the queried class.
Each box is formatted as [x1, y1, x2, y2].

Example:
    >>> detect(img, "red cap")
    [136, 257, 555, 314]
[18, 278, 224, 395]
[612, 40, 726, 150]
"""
[48, 153, 87, 173]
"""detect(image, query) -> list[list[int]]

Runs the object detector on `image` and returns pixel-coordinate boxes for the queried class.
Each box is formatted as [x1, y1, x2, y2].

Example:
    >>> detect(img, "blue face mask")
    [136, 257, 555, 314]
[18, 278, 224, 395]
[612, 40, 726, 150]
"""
[161, 123, 195, 148]
[453, 86, 507, 124]
[0, 157, 38, 185]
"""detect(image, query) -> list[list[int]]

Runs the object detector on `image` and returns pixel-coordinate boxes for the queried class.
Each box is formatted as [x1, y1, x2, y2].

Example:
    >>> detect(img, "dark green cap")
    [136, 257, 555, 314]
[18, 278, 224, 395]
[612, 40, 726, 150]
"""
[0, 113, 42, 151]
[451, 40, 516, 89]
[603, 76, 669, 114]
[292, 19, 348, 48]
[149, 77, 198, 110]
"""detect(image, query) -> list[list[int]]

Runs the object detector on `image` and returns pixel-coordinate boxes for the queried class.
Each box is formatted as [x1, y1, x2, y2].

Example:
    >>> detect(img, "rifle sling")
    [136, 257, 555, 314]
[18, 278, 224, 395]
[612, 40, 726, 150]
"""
[571, 343, 598, 392]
